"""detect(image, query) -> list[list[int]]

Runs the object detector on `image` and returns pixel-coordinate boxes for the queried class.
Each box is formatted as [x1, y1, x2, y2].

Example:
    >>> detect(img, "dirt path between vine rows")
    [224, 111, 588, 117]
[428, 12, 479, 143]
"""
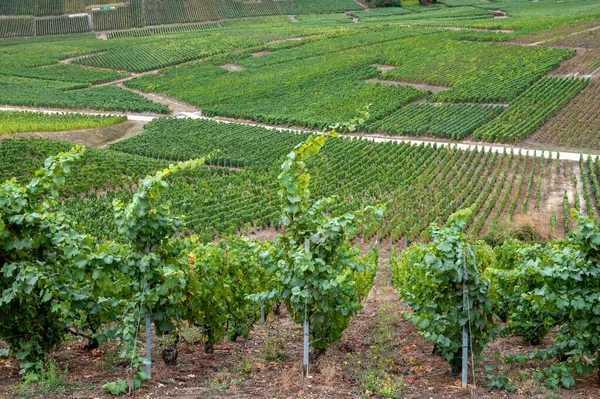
[114, 83, 200, 113]
[2, 246, 600, 398]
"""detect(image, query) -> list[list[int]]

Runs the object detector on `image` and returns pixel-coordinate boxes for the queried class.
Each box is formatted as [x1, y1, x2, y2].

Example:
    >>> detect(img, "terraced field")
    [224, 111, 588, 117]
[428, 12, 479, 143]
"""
[3, 2, 600, 399]
[0, 118, 584, 244]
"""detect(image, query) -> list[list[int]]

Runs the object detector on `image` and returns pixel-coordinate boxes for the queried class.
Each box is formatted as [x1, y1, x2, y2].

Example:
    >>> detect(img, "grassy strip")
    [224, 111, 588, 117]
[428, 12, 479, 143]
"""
[0, 111, 127, 135]
[350, 300, 406, 398]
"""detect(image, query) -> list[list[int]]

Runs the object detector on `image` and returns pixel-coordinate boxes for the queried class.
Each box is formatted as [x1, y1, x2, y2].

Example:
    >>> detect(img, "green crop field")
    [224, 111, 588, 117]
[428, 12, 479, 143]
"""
[0, 110, 126, 134]
[2, 1, 600, 398]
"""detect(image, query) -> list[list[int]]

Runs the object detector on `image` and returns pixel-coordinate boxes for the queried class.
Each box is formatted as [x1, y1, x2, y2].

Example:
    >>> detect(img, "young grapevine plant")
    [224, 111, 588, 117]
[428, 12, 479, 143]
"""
[255, 132, 383, 354]
[391, 208, 496, 374]
[0, 147, 124, 373]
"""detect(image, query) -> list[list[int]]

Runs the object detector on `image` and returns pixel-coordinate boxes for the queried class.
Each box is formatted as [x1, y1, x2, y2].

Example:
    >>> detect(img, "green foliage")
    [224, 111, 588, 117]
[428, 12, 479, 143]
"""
[35, 15, 91, 36]
[390, 208, 496, 373]
[0, 77, 170, 114]
[353, 246, 379, 301]
[109, 157, 212, 365]
[102, 373, 143, 395]
[0, 146, 115, 372]
[3, 64, 127, 85]
[75, 30, 305, 72]
[486, 240, 555, 345]
[0, 111, 126, 135]
[3, 113, 558, 245]
[184, 237, 277, 347]
[486, 371, 516, 392]
[256, 133, 383, 349]
[365, 0, 401, 7]
[473, 77, 588, 143]
[127, 28, 568, 126]
[369, 103, 502, 139]
[107, 21, 221, 39]
[518, 213, 600, 386]
[14, 360, 75, 397]
[483, 213, 600, 388]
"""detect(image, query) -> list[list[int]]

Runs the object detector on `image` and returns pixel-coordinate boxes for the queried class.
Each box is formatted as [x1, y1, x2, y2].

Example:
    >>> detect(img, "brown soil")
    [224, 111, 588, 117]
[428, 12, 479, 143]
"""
[116, 83, 200, 114]
[0, 120, 145, 148]
[220, 63, 245, 72]
[244, 227, 280, 241]
[370, 64, 397, 73]
[365, 78, 450, 94]
[267, 37, 302, 45]
[251, 50, 272, 57]
[2, 249, 600, 398]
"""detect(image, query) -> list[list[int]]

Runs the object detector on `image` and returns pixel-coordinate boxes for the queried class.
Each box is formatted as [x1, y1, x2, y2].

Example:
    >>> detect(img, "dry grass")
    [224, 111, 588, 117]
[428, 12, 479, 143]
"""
[511, 213, 552, 239]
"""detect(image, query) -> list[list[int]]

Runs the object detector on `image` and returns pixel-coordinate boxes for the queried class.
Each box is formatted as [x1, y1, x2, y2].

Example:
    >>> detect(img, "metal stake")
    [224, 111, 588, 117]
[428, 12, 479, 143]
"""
[303, 238, 310, 378]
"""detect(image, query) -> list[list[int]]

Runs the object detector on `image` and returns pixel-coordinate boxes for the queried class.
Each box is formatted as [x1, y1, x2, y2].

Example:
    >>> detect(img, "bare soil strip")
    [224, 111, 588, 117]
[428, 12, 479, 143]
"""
[267, 37, 302, 45]
[365, 78, 450, 94]
[220, 63, 245, 72]
[252, 50, 272, 57]
[0, 120, 145, 148]
[93, 69, 160, 87]
[371, 63, 397, 73]
[115, 83, 200, 113]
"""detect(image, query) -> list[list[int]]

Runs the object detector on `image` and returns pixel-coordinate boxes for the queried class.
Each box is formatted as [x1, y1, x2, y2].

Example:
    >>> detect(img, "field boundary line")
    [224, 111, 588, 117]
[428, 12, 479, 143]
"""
[0, 105, 593, 162]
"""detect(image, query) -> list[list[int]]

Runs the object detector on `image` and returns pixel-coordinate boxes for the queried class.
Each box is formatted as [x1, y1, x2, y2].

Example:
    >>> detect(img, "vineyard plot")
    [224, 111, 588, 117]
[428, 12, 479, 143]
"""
[0, 111, 126, 135]
[6, 117, 572, 242]
[126, 29, 570, 130]
[531, 78, 600, 150]
[546, 27, 600, 76]
[473, 77, 588, 143]
[0, 76, 170, 114]
[73, 30, 311, 72]
[368, 103, 503, 139]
